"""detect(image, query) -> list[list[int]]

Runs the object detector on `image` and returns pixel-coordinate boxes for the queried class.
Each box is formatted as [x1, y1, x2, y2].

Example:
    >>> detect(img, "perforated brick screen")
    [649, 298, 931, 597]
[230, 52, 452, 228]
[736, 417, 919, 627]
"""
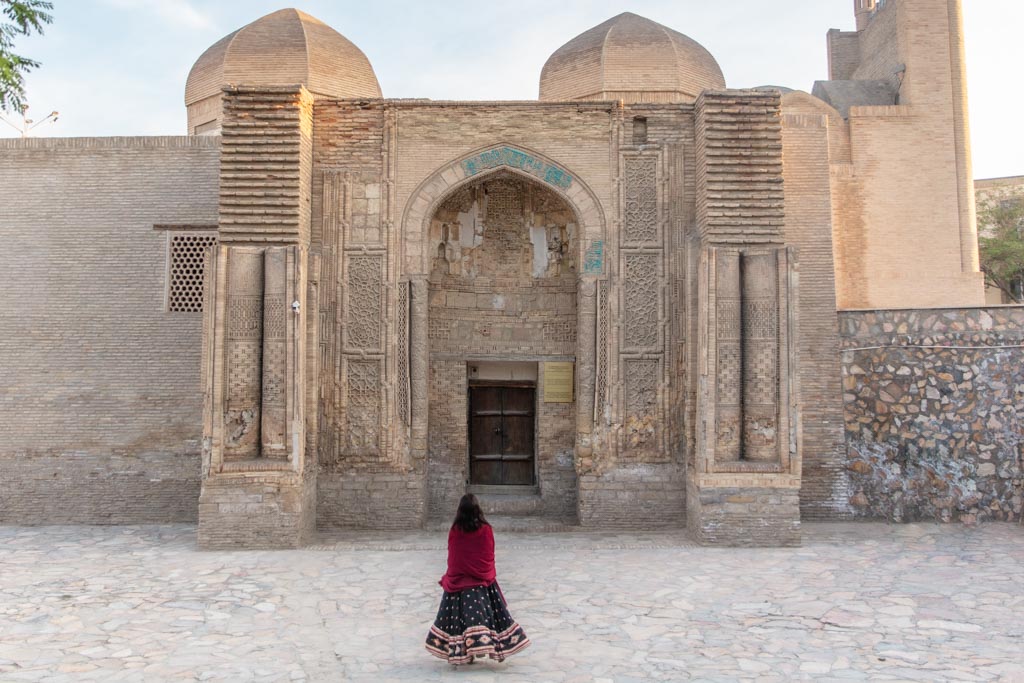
[167, 233, 217, 312]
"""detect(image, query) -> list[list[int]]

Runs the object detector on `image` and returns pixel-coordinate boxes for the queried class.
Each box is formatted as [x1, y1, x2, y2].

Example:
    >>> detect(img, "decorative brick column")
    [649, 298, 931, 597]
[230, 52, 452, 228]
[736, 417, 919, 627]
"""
[199, 86, 316, 549]
[689, 90, 802, 547]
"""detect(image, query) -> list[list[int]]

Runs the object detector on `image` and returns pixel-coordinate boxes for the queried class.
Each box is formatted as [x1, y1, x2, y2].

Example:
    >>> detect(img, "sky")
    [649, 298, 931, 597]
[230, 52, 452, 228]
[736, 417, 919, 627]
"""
[2, 0, 1021, 179]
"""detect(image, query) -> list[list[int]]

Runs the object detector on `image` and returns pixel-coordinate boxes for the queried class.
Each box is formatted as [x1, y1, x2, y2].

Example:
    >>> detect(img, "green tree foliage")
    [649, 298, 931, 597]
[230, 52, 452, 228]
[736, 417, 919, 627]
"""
[0, 0, 53, 112]
[978, 189, 1024, 303]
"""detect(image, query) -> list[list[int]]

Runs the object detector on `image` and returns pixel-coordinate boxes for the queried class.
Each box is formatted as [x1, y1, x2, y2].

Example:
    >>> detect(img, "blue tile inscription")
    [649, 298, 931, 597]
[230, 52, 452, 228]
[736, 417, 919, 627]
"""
[461, 147, 574, 190]
[583, 240, 604, 274]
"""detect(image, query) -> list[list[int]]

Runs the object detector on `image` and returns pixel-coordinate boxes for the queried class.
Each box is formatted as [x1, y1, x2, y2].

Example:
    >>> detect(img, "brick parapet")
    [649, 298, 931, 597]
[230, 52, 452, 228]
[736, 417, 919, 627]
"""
[0, 136, 219, 150]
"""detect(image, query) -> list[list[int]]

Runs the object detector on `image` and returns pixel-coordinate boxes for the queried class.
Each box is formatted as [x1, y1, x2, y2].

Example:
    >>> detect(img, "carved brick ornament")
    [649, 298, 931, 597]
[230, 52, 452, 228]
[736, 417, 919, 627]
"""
[345, 255, 383, 351]
[624, 253, 660, 350]
[623, 156, 658, 244]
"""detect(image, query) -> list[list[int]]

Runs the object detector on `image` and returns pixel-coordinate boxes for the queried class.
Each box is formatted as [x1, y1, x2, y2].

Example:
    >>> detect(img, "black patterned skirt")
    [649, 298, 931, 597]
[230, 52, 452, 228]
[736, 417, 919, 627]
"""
[425, 581, 530, 665]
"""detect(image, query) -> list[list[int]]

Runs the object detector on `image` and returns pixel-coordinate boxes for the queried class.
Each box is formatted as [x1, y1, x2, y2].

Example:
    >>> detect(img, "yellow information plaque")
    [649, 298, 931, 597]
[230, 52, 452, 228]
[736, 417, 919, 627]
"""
[543, 362, 575, 403]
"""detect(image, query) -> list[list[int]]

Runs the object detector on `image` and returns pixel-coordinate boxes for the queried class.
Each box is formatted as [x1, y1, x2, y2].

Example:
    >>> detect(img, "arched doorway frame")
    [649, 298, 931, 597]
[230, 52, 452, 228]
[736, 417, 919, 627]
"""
[400, 143, 609, 491]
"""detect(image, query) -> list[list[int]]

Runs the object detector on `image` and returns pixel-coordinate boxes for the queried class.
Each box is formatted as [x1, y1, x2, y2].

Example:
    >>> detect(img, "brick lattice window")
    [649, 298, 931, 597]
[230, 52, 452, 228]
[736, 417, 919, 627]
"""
[167, 233, 217, 312]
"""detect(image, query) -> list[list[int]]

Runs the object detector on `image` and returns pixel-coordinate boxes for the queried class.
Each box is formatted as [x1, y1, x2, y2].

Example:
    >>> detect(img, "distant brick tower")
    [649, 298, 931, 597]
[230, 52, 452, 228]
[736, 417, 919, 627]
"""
[855, 0, 878, 30]
[815, 0, 983, 309]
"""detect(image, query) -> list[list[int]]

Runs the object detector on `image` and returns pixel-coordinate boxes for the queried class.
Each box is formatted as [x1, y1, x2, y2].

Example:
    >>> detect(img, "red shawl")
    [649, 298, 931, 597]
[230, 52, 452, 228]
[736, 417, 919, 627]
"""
[440, 523, 496, 593]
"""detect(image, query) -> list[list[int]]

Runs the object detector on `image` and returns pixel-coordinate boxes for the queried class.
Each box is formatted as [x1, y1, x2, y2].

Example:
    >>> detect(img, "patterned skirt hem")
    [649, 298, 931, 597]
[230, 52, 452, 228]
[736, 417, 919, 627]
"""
[424, 623, 531, 665]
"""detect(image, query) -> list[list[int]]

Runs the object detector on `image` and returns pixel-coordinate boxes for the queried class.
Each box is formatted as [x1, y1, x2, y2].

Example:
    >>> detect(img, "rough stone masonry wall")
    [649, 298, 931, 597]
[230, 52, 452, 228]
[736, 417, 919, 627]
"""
[841, 307, 1024, 523]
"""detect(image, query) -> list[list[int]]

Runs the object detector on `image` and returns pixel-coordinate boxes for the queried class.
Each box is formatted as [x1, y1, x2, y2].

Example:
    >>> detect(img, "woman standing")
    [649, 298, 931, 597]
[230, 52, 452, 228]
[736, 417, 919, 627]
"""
[425, 494, 530, 665]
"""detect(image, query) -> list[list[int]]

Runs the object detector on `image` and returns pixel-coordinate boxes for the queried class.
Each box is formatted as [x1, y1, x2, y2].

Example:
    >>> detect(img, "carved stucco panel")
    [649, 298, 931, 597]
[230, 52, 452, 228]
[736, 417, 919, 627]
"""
[742, 251, 781, 462]
[623, 156, 658, 244]
[345, 358, 382, 456]
[345, 254, 384, 352]
[261, 248, 288, 458]
[224, 249, 264, 460]
[624, 358, 659, 449]
[396, 281, 410, 428]
[714, 249, 742, 462]
[596, 280, 609, 425]
[623, 253, 660, 352]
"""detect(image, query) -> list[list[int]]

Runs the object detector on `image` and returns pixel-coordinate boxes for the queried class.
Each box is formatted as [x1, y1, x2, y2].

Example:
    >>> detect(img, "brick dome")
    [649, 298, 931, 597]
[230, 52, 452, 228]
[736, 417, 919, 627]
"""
[184, 8, 381, 134]
[540, 12, 725, 104]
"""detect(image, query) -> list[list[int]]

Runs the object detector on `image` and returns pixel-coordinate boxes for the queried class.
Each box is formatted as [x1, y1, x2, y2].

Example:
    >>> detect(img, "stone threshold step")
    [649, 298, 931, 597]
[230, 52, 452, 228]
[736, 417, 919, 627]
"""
[425, 515, 579, 533]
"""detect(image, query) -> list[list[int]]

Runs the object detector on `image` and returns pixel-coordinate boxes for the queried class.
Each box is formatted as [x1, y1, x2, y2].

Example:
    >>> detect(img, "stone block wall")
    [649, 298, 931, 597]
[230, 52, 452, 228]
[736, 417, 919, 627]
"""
[578, 465, 686, 528]
[198, 471, 316, 549]
[686, 483, 801, 547]
[0, 136, 219, 524]
[840, 307, 1024, 523]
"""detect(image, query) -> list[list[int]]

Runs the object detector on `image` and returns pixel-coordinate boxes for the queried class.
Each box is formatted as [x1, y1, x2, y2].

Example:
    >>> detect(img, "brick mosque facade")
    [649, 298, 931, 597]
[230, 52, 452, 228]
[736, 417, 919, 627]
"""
[2, 0, 1021, 548]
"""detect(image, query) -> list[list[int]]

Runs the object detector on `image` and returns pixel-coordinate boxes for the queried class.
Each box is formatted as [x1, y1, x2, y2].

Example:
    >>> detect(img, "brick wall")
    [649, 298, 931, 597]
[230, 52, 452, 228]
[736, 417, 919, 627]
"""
[780, 97, 852, 519]
[826, 30, 861, 81]
[686, 483, 801, 547]
[579, 464, 686, 528]
[840, 307, 1024, 523]
[311, 99, 428, 529]
[0, 136, 219, 524]
[426, 360, 470, 519]
[426, 362, 579, 522]
[844, 106, 980, 307]
[826, 0, 984, 309]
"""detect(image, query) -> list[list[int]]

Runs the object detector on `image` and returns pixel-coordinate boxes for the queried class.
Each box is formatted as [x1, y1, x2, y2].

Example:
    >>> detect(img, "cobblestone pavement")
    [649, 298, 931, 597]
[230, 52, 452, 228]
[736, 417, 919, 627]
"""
[1, 523, 1023, 682]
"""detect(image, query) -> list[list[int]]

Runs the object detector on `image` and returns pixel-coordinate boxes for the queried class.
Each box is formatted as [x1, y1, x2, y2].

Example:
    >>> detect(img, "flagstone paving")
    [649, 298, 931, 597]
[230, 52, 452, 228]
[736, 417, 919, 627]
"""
[1, 523, 1022, 682]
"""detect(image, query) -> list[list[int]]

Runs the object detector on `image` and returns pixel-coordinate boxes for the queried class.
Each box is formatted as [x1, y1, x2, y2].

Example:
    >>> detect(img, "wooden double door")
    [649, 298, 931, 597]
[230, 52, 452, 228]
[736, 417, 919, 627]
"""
[469, 384, 536, 486]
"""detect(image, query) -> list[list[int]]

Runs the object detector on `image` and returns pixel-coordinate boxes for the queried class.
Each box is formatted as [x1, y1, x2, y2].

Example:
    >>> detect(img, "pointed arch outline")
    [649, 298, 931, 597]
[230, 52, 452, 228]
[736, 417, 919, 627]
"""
[400, 142, 608, 276]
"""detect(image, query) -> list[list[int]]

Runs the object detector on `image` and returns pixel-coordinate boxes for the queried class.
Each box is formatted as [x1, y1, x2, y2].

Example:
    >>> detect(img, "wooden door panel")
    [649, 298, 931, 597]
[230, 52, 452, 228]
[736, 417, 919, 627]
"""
[470, 415, 503, 457]
[470, 386, 502, 414]
[502, 459, 534, 486]
[502, 415, 534, 457]
[469, 384, 536, 487]
[472, 458, 503, 486]
[503, 388, 534, 414]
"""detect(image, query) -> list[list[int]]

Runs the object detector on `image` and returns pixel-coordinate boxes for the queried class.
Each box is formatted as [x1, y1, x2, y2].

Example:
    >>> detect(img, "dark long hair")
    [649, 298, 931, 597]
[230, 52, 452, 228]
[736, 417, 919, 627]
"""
[453, 493, 488, 533]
